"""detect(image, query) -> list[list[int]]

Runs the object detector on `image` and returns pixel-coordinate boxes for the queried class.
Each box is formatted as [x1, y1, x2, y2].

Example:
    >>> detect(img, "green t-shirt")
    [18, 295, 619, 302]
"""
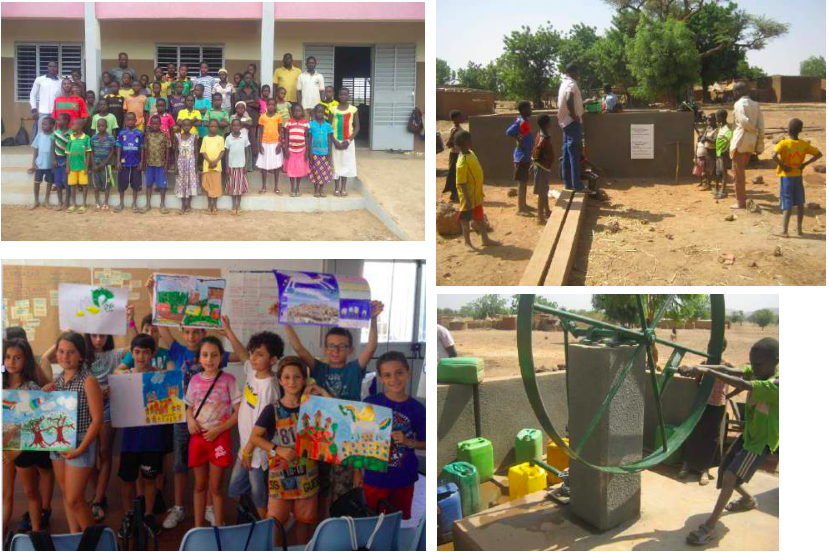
[207, 109, 230, 135]
[741, 365, 779, 454]
[53, 128, 71, 157]
[715, 125, 733, 157]
[92, 113, 119, 136]
[66, 133, 92, 172]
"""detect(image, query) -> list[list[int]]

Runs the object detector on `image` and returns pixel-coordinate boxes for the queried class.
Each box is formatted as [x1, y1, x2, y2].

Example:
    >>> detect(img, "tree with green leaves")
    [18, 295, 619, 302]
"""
[500, 23, 562, 107]
[437, 58, 453, 85]
[800, 56, 826, 78]
[590, 15, 637, 97]
[728, 310, 745, 326]
[749, 309, 775, 330]
[509, 294, 557, 313]
[464, 294, 509, 320]
[734, 60, 766, 81]
[557, 24, 603, 96]
[591, 294, 709, 326]
[456, 61, 501, 93]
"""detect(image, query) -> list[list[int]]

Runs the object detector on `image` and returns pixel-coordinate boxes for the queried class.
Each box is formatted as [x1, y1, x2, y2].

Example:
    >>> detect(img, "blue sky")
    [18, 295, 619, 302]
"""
[436, 294, 779, 312]
[437, 0, 825, 75]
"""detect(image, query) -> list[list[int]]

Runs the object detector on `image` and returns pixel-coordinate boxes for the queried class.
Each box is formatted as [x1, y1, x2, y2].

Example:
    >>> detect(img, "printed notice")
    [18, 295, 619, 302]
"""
[631, 124, 654, 159]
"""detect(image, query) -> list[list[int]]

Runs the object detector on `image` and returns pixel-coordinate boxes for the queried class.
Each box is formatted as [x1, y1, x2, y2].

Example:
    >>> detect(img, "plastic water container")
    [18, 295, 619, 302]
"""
[508, 462, 547, 501]
[437, 357, 485, 385]
[546, 438, 570, 484]
[440, 462, 481, 517]
[437, 482, 462, 538]
[457, 437, 494, 481]
[515, 429, 543, 464]
[654, 424, 683, 466]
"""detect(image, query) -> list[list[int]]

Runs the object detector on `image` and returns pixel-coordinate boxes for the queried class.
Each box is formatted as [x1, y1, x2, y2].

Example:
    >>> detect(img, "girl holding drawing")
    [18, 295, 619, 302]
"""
[3, 339, 55, 546]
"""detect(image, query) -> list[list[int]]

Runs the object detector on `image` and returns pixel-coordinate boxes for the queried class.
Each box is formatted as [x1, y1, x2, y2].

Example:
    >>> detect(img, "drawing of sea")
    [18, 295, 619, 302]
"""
[154, 274, 225, 329]
[274, 271, 340, 326]
[2, 390, 78, 452]
[296, 395, 392, 472]
[143, 371, 185, 425]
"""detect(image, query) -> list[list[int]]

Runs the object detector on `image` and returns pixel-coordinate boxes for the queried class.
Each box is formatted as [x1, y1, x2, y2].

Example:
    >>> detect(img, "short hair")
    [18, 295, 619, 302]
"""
[200, 61, 209, 67]
[339, 87, 350, 95]
[750, 337, 778, 363]
[57, 112, 70, 121]
[517, 100, 531, 112]
[276, 355, 308, 381]
[565, 62, 579, 75]
[156, 97, 166, 105]
[130, 333, 157, 354]
[377, 351, 410, 375]
[149, 114, 161, 123]
[195, 84, 205, 91]
[716, 109, 728, 121]
[125, 112, 136, 119]
[603, 83, 612, 93]
[71, 68, 82, 75]
[306, 56, 317, 63]
[122, 73, 133, 81]
[277, 86, 286, 93]
[42, 116, 55, 126]
[5, 326, 28, 341]
[118, 52, 128, 58]
[140, 314, 153, 329]
[248, 62, 257, 70]
[325, 327, 353, 348]
[212, 92, 222, 100]
[260, 84, 270, 93]
[180, 64, 189, 69]
[788, 118, 803, 136]
[247, 331, 285, 358]
[454, 129, 471, 148]
[537, 114, 551, 129]
[140, 74, 149, 80]
[449, 109, 463, 120]
[198, 335, 225, 358]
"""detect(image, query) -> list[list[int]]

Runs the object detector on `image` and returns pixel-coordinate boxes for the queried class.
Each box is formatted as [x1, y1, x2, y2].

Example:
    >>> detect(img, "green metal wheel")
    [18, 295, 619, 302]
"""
[517, 294, 725, 474]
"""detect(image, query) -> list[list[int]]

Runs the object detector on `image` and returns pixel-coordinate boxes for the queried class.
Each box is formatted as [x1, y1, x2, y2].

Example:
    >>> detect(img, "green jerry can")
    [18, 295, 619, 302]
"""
[437, 357, 484, 385]
[654, 423, 683, 466]
[457, 437, 494, 481]
[515, 429, 543, 465]
[440, 461, 481, 517]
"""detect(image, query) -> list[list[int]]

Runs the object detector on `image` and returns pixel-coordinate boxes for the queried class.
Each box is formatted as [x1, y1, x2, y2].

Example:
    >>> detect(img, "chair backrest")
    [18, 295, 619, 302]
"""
[415, 516, 426, 551]
[178, 518, 275, 551]
[306, 512, 402, 551]
[11, 528, 118, 551]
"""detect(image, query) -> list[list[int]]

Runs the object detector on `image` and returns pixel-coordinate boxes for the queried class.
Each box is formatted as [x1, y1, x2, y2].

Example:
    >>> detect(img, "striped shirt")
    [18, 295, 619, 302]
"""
[285, 119, 309, 153]
[53, 128, 71, 157]
[194, 75, 217, 97]
[331, 105, 358, 141]
[55, 368, 93, 435]
[708, 377, 729, 407]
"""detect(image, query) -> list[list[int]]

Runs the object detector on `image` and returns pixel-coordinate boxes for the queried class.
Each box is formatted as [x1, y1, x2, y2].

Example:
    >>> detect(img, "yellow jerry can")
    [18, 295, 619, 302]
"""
[546, 438, 570, 484]
[508, 462, 547, 501]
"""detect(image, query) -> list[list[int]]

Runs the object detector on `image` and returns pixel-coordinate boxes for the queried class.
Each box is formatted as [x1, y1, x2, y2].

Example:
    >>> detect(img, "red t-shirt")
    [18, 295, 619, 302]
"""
[53, 95, 89, 125]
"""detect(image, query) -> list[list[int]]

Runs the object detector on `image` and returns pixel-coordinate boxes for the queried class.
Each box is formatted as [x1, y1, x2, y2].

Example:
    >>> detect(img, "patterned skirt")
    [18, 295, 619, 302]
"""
[175, 149, 199, 198]
[309, 154, 332, 185]
[227, 167, 249, 195]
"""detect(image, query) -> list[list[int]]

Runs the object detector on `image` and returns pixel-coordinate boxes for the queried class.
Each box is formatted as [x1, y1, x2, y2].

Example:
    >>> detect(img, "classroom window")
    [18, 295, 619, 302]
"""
[361, 260, 425, 344]
[155, 45, 224, 78]
[341, 77, 371, 106]
[15, 43, 83, 101]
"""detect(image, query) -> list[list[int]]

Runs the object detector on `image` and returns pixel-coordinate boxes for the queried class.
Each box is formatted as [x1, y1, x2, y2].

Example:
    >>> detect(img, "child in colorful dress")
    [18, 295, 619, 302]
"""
[207, 93, 230, 136]
[90, 117, 116, 211]
[27, 115, 55, 210]
[256, 98, 283, 195]
[176, 95, 202, 137]
[144, 114, 171, 214]
[308, 104, 333, 198]
[330, 88, 359, 197]
[66, 117, 92, 213]
[146, 81, 163, 118]
[284, 103, 310, 197]
[224, 118, 251, 215]
[231, 101, 254, 172]
[168, 82, 187, 123]
[174, 119, 199, 215]
[115, 112, 145, 213]
[275, 87, 291, 128]
[194, 85, 211, 139]
[200, 120, 225, 214]
[212, 68, 234, 112]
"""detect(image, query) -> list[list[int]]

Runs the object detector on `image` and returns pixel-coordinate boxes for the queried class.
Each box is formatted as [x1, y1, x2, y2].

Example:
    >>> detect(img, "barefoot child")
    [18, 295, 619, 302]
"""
[194, 85, 211, 139]
[231, 101, 254, 172]
[275, 86, 291, 128]
[66, 117, 92, 213]
[455, 130, 499, 248]
[321, 86, 338, 122]
[256, 98, 283, 194]
[284, 102, 310, 197]
[167, 82, 187, 123]
[125, 81, 148, 132]
[104, 81, 126, 130]
[115, 112, 145, 212]
[308, 104, 334, 197]
[224, 118, 251, 215]
[506, 100, 533, 213]
[531, 114, 555, 224]
[362, 352, 426, 520]
[143, 114, 171, 214]
[330, 88, 359, 197]
[92, 100, 119, 138]
[714, 109, 732, 200]
[200, 120, 225, 214]
[174, 119, 199, 215]
[680, 338, 778, 545]
[27, 116, 55, 210]
[49, 113, 71, 211]
[259, 85, 271, 117]
[442, 110, 463, 203]
[90, 117, 116, 211]
[772, 117, 822, 237]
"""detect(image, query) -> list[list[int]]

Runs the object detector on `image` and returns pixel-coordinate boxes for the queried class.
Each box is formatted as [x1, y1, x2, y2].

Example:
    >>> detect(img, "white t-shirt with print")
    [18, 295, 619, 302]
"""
[297, 72, 325, 111]
[237, 361, 281, 469]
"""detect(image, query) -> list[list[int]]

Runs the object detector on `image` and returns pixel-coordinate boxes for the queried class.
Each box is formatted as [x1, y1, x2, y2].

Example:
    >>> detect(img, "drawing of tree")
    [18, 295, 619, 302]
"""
[46, 413, 75, 447]
[23, 418, 51, 449]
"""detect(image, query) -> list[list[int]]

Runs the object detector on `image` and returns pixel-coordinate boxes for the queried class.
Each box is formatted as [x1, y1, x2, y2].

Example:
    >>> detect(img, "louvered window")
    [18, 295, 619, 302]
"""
[15, 43, 83, 101]
[156, 44, 224, 77]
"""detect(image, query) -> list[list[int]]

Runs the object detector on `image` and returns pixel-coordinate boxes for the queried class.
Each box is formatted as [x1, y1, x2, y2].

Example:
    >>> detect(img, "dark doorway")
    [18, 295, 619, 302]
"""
[334, 46, 371, 144]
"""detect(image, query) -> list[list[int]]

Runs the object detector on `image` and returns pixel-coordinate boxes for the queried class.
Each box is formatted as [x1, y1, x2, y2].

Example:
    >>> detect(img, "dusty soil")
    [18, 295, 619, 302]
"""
[436, 103, 826, 286]
[448, 324, 779, 380]
[1, 205, 397, 241]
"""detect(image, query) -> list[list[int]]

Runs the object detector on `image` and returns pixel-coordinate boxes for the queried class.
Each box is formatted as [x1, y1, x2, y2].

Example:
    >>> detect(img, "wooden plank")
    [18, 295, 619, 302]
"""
[518, 190, 574, 286]
[545, 192, 588, 286]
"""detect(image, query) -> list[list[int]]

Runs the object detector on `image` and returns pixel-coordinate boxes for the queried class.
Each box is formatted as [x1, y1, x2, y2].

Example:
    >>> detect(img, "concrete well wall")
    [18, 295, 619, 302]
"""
[772, 75, 823, 103]
[436, 88, 495, 120]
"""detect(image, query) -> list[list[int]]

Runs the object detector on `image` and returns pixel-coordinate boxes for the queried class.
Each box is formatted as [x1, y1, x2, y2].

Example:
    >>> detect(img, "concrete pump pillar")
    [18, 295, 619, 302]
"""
[568, 343, 646, 530]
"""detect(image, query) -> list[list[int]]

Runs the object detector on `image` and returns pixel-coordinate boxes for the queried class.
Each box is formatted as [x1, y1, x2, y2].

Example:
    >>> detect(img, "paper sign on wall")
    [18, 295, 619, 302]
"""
[109, 370, 185, 428]
[273, 271, 371, 328]
[153, 274, 226, 329]
[630, 124, 655, 159]
[296, 395, 392, 472]
[2, 390, 78, 451]
[59, 283, 128, 335]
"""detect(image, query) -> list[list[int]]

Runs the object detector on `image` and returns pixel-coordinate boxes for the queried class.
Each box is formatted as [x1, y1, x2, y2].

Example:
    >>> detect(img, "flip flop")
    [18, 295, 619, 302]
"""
[725, 497, 757, 512]
[687, 525, 717, 546]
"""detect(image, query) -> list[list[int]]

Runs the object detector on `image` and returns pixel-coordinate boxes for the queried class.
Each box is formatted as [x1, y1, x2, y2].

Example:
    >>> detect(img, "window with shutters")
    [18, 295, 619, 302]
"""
[155, 44, 224, 78]
[15, 43, 83, 101]
[341, 77, 371, 106]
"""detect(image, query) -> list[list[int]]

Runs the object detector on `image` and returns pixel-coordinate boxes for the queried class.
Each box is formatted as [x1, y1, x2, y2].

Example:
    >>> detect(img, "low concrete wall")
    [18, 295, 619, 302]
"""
[437, 88, 495, 120]
[772, 75, 823, 103]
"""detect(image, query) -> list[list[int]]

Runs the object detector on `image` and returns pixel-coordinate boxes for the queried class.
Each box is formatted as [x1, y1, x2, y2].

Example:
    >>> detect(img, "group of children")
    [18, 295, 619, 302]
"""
[2, 277, 425, 548]
[29, 62, 361, 215]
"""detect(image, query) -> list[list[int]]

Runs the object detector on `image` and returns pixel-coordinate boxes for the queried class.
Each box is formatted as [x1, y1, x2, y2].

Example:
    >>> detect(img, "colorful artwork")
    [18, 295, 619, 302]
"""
[296, 395, 392, 472]
[58, 283, 128, 335]
[153, 273, 226, 329]
[273, 271, 371, 328]
[2, 390, 78, 451]
[109, 370, 185, 428]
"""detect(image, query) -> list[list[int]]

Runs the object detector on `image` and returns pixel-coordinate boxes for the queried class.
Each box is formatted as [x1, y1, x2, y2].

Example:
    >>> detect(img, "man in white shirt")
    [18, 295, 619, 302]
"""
[557, 62, 585, 192]
[729, 82, 765, 210]
[437, 324, 457, 361]
[29, 60, 62, 139]
[297, 56, 325, 119]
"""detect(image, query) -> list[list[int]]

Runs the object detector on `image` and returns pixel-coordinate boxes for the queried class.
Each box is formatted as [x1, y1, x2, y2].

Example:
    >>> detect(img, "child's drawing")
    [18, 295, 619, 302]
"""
[153, 273, 226, 329]
[273, 271, 371, 328]
[2, 390, 78, 452]
[109, 370, 185, 428]
[296, 395, 392, 472]
[58, 283, 128, 335]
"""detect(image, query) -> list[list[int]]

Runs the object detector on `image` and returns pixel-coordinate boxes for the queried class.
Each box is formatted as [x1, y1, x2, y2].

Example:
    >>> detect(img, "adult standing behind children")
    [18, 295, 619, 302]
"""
[109, 53, 136, 86]
[557, 62, 585, 193]
[297, 57, 325, 121]
[29, 60, 62, 140]
[729, 82, 764, 210]
[273, 53, 302, 104]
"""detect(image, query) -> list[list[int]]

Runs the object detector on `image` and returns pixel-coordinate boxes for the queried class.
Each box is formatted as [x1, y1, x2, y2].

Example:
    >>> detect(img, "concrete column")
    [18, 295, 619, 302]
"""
[260, 2, 275, 90]
[568, 343, 646, 531]
[84, 2, 101, 98]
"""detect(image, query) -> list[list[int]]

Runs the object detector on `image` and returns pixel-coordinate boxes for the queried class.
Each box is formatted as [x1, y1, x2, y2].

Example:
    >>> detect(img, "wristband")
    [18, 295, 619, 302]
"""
[129, 320, 136, 328]
[242, 450, 253, 458]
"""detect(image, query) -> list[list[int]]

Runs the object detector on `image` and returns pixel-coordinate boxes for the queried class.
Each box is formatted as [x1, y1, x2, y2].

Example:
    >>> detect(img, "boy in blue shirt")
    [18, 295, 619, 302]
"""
[27, 115, 55, 210]
[114, 112, 144, 212]
[505, 100, 534, 214]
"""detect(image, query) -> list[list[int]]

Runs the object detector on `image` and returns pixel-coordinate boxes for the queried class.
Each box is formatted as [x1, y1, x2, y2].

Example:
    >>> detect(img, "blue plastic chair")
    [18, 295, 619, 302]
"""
[178, 518, 276, 551]
[397, 516, 426, 551]
[10, 528, 118, 551]
[305, 512, 402, 551]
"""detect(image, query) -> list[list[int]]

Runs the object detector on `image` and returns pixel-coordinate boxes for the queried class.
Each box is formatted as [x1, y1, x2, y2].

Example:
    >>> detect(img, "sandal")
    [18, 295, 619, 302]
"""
[724, 497, 757, 512]
[687, 524, 716, 546]
[77, 206, 86, 214]
[274, 188, 282, 195]
[259, 188, 267, 195]
[102, 205, 110, 212]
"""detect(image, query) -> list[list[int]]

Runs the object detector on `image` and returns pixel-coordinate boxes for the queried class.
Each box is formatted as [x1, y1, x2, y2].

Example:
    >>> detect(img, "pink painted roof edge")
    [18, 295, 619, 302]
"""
[1, 2, 84, 19]
[274, 2, 424, 20]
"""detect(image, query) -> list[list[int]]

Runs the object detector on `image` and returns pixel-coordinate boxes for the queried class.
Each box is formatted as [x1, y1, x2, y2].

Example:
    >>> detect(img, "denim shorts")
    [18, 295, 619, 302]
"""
[173, 423, 191, 473]
[34, 169, 54, 184]
[228, 456, 269, 508]
[50, 432, 98, 469]
[53, 157, 68, 189]
[103, 398, 111, 424]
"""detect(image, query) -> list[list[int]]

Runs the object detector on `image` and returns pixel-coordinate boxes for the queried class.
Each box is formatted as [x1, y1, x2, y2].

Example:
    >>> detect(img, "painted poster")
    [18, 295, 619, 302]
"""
[58, 283, 128, 335]
[273, 271, 371, 328]
[2, 390, 78, 452]
[630, 124, 655, 159]
[296, 395, 392, 472]
[109, 370, 185, 428]
[153, 273, 226, 329]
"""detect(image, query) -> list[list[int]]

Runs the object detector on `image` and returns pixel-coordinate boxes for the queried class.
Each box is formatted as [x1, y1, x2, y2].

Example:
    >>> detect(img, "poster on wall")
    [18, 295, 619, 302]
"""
[2, 390, 78, 452]
[58, 283, 128, 335]
[152, 273, 226, 329]
[109, 370, 185, 428]
[630, 124, 655, 159]
[296, 395, 392, 472]
[273, 271, 371, 328]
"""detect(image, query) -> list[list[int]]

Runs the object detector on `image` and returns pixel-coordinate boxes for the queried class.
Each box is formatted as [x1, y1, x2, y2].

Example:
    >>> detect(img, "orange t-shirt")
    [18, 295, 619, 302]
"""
[258, 113, 282, 144]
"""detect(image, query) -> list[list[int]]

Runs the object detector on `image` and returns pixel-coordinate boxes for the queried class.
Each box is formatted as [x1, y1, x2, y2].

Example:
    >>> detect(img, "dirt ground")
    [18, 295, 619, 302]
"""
[448, 324, 779, 379]
[1, 205, 397, 241]
[436, 103, 826, 286]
